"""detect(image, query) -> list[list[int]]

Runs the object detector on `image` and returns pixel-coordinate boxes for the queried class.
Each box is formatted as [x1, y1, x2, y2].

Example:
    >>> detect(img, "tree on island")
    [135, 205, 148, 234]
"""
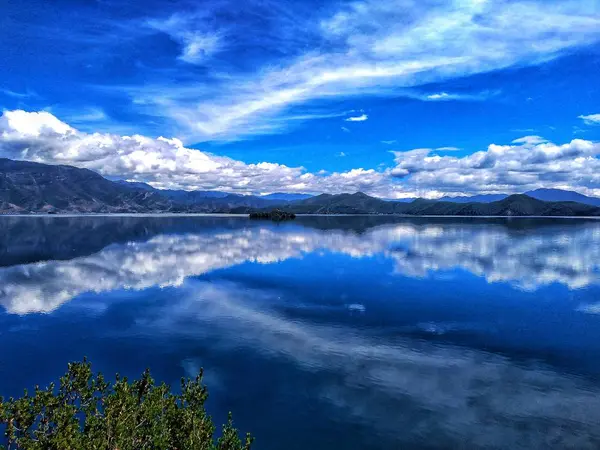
[0, 359, 252, 450]
[249, 209, 296, 221]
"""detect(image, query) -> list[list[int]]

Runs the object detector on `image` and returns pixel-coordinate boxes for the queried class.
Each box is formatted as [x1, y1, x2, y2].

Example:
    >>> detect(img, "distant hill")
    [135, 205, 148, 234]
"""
[1, 158, 599, 216]
[261, 193, 313, 202]
[156, 190, 275, 209]
[115, 180, 156, 192]
[433, 189, 600, 207]
[410, 194, 600, 216]
[118, 180, 281, 208]
[524, 188, 600, 207]
[288, 192, 399, 214]
[439, 194, 508, 203]
[284, 192, 600, 216]
[0, 159, 173, 213]
[0, 159, 285, 213]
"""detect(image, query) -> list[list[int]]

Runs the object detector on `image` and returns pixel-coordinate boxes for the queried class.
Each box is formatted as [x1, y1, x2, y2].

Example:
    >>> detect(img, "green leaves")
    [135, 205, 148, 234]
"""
[0, 360, 252, 450]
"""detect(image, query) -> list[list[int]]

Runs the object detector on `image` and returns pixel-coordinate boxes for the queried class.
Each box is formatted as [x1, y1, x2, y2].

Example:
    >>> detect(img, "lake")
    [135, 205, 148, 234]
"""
[2, 215, 600, 449]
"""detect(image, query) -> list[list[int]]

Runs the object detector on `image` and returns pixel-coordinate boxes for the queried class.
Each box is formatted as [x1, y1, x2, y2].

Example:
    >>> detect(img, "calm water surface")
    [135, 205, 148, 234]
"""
[2, 216, 600, 449]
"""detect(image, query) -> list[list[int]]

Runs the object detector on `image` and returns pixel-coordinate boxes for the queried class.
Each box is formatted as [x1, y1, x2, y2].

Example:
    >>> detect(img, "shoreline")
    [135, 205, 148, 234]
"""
[1, 213, 599, 219]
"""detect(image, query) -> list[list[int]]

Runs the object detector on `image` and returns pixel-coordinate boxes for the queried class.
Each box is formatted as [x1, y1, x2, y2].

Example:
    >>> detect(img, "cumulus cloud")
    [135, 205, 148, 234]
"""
[121, 0, 600, 141]
[0, 110, 392, 195]
[391, 136, 600, 197]
[345, 114, 368, 122]
[2, 110, 600, 198]
[580, 114, 600, 125]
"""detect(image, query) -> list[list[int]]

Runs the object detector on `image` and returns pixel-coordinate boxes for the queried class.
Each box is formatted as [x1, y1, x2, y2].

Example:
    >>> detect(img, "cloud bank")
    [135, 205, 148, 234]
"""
[0, 110, 388, 195]
[1, 109, 600, 197]
[391, 138, 600, 197]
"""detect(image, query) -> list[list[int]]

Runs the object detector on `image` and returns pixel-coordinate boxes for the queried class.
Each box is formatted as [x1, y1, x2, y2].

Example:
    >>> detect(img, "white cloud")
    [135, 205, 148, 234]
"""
[423, 91, 498, 102]
[3, 110, 600, 199]
[392, 136, 600, 197]
[426, 92, 452, 101]
[435, 146, 460, 151]
[579, 114, 600, 125]
[0, 110, 393, 196]
[511, 135, 548, 145]
[0, 110, 75, 136]
[512, 128, 536, 133]
[121, 0, 600, 141]
[381, 140, 397, 145]
[341, 126, 350, 133]
[345, 114, 368, 122]
[147, 13, 224, 64]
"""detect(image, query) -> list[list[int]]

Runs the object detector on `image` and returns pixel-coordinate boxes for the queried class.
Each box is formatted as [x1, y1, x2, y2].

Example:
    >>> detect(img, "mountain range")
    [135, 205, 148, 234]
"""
[393, 189, 600, 207]
[1, 158, 600, 217]
[440, 189, 600, 207]
[284, 192, 600, 216]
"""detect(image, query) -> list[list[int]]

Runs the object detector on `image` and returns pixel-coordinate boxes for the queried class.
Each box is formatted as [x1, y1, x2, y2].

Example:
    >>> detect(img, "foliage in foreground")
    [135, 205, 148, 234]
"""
[0, 359, 252, 450]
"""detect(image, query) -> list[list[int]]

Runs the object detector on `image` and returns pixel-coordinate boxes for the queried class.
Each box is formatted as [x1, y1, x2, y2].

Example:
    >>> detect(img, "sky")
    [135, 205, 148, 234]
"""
[1, 0, 600, 198]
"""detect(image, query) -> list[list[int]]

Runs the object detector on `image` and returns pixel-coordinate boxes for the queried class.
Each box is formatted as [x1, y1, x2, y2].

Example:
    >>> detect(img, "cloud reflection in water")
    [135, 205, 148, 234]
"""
[1, 220, 600, 314]
[134, 280, 600, 449]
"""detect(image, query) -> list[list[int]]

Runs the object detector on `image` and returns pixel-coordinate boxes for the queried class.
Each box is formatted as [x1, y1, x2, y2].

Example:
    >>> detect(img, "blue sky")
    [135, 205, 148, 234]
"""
[1, 0, 600, 197]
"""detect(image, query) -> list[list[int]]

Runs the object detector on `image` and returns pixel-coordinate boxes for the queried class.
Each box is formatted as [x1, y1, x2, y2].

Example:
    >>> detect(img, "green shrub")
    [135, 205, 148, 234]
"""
[0, 359, 252, 450]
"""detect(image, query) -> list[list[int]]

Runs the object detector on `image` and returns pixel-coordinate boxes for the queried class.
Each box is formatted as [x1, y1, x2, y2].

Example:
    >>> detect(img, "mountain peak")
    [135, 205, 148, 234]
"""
[503, 194, 537, 201]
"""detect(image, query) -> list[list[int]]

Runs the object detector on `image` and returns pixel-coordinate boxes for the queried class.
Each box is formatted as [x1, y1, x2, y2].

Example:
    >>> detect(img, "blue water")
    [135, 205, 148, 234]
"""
[2, 216, 600, 449]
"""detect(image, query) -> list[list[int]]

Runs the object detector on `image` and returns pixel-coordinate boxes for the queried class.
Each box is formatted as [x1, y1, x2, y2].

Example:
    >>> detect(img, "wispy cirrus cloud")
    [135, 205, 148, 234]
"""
[511, 136, 548, 145]
[435, 146, 460, 152]
[115, 0, 600, 141]
[0, 88, 38, 99]
[423, 91, 498, 101]
[146, 12, 225, 64]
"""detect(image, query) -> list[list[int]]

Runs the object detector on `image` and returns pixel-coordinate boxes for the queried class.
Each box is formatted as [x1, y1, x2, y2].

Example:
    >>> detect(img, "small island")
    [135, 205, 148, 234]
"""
[249, 209, 296, 221]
